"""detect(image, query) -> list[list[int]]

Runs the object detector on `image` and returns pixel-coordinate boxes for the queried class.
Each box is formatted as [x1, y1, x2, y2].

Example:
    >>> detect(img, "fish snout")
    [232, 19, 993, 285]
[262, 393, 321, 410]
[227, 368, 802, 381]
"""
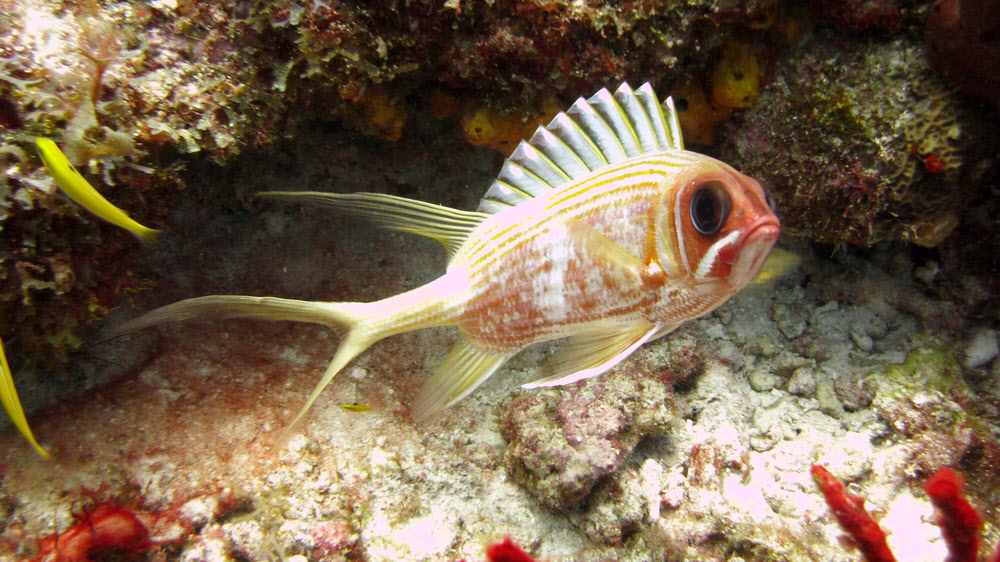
[727, 216, 780, 286]
[745, 216, 780, 246]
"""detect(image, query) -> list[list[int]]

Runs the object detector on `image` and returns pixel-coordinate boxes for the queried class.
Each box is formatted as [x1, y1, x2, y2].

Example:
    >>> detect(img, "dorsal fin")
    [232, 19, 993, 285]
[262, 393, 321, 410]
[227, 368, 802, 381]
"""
[258, 191, 487, 259]
[477, 82, 685, 214]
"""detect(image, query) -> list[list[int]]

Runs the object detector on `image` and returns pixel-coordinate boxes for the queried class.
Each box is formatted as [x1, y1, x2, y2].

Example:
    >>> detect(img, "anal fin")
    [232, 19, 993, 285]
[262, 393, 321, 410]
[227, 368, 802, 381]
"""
[412, 336, 511, 421]
[523, 321, 660, 388]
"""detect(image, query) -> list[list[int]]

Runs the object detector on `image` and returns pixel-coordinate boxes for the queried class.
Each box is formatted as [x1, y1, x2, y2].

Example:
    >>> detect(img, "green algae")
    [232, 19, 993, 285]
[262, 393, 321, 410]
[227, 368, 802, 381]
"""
[882, 335, 965, 396]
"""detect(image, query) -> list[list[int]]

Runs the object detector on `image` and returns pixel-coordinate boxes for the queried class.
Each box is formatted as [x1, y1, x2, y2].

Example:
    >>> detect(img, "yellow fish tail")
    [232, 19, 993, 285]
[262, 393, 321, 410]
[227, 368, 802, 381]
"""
[0, 337, 50, 458]
[134, 225, 162, 245]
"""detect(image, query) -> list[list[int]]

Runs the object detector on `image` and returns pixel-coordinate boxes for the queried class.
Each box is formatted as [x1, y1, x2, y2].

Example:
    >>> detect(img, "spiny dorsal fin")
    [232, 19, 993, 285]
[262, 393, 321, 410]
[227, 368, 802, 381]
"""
[477, 82, 685, 214]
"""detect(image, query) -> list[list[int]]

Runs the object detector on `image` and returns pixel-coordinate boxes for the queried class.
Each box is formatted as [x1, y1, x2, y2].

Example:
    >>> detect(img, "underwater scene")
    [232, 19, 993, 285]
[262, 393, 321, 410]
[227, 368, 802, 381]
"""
[0, 0, 998, 560]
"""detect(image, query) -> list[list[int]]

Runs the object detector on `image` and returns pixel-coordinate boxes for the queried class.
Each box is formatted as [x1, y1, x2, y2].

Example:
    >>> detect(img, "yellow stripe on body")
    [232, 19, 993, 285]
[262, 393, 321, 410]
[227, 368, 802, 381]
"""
[461, 175, 678, 290]
[543, 152, 699, 209]
[359, 273, 471, 339]
[457, 153, 697, 277]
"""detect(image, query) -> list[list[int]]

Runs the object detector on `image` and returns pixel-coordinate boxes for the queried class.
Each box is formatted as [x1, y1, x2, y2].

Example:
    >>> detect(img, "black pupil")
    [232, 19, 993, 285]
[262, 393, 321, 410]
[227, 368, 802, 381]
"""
[690, 183, 730, 235]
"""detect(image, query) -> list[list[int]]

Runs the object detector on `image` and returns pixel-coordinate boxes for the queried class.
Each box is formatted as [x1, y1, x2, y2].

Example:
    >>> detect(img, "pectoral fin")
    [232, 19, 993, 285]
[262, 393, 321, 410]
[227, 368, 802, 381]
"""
[412, 335, 512, 421]
[564, 218, 645, 282]
[523, 321, 660, 388]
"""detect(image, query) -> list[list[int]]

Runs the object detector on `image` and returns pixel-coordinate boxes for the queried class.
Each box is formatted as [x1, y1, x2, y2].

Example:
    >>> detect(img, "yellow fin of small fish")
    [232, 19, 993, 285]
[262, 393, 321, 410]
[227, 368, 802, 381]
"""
[340, 403, 371, 412]
[523, 321, 660, 388]
[34, 137, 161, 245]
[257, 191, 488, 259]
[412, 336, 512, 422]
[477, 82, 684, 214]
[750, 248, 801, 287]
[0, 337, 50, 458]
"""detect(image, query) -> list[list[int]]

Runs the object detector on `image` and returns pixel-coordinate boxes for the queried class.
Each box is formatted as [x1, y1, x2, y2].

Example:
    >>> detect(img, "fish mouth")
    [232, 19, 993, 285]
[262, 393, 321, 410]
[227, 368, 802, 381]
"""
[724, 216, 780, 264]
[728, 217, 781, 285]
[744, 218, 780, 247]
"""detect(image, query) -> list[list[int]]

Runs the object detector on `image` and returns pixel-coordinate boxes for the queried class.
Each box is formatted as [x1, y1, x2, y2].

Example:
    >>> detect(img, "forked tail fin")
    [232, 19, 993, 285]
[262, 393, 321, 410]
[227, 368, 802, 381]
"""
[114, 295, 378, 443]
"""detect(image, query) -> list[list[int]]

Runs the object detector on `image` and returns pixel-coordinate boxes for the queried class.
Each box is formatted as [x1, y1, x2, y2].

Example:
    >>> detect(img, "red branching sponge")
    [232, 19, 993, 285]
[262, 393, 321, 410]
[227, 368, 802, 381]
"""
[486, 537, 537, 562]
[811, 464, 897, 562]
[32, 502, 151, 562]
[923, 467, 982, 562]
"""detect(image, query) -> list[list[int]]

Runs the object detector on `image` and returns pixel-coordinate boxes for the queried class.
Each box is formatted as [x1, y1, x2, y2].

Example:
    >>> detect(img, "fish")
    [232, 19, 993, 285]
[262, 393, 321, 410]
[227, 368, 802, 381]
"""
[340, 403, 372, 412]
[34, 137, 161, 244]
[0, 336, 50, 457]
[115, 82, 782, 438]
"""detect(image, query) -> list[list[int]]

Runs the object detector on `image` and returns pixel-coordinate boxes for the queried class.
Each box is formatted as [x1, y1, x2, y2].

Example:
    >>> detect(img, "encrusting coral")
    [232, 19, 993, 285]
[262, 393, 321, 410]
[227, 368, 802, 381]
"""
[710, 42, 762, 110]
[669, 81, 731, 146]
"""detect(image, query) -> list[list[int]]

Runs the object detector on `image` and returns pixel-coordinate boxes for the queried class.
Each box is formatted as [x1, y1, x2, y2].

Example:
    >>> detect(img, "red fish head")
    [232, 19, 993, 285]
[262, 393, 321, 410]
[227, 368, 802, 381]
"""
[671, 158, 780, 290]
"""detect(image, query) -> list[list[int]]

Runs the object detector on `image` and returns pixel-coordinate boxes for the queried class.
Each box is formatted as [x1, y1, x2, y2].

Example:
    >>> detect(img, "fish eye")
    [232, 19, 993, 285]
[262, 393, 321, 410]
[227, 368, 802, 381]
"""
[689, 181, 732, 236]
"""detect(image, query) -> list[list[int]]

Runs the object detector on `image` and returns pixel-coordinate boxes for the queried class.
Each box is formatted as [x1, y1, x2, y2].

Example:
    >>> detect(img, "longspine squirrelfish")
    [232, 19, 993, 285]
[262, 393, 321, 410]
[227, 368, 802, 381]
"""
[116, 82, 782, 438]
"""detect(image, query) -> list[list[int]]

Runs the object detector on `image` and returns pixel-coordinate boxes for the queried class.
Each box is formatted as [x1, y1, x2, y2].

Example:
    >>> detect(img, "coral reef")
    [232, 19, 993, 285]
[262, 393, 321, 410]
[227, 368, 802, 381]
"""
[718, 30, 996, 246]
[339, 86, 408, 143]
[806, 0, 904, 33]
[1, 0, 761, 164]
[0, 0, 998, 560]
[709, 42, 762, 110]
[499, 356, 677, 512]
[485, 538, 537, 562]
[811, 464, 895, 562]
[460, 97, 559, 156]
[669, 81, 732, 147]
[924, 468, 982, 562]
[33, 502, 153, 562]
[668, 40, 763, 146]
